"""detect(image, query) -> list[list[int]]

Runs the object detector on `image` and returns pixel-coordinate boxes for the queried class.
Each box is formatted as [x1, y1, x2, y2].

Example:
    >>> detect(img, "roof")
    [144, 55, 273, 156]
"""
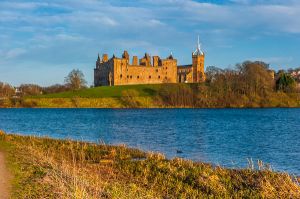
[193, 36, 204, 56]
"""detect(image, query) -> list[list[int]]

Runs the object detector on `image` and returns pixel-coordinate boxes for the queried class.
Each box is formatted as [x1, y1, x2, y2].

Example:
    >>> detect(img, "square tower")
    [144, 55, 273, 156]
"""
[192, 36, 205, 83]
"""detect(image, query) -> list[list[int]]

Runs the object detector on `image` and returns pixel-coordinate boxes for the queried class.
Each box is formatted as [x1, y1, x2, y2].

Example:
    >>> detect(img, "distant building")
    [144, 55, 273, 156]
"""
[291, 69, 300, 81]
[290, 68, 300, 88]
[94, 38, 205, 86]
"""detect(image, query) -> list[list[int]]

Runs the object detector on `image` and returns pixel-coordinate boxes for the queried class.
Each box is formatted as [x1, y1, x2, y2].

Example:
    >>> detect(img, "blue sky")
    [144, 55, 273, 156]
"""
[1, 0, 300, 86]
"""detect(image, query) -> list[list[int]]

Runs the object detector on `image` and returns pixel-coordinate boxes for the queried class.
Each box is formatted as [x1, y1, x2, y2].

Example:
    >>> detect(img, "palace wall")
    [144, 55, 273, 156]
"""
[113, 58, 177, 85]
[177, 65, 193, 83]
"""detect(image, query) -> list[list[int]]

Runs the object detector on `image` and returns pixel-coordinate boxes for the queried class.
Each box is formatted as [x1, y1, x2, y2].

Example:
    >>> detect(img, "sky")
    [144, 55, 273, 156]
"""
[1, 0, 300, 86]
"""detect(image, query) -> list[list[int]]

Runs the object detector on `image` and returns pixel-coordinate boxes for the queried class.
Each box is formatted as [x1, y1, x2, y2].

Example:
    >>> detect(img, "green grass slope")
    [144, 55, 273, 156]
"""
[30, 84, 161, 99]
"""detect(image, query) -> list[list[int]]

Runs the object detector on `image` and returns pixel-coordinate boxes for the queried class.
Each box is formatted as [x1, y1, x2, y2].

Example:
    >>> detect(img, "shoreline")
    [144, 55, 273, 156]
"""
[4, 131, 300, 176]
[2, 106, 300, 109]
[1, 132, 300, 198]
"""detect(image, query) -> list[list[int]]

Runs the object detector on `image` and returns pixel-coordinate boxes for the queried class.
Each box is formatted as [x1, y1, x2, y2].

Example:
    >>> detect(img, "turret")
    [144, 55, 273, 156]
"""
[167, 52, 174, 60]
[96, 53, 101, 68]
[97, 53, 101, 62]
[139, 53, 151, 66]
[122, 50, 130, 63]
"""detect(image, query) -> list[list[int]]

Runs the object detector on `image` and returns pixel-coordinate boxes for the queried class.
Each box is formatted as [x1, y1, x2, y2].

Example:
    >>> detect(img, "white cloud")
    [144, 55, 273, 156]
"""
[141, 0, 300, 34]
[0, 2, 49, 10]
[2, 0, 300, 34]
[1, 48, 27, 59]
[148, 19, 165, 27]
[55, 33, 88, 42]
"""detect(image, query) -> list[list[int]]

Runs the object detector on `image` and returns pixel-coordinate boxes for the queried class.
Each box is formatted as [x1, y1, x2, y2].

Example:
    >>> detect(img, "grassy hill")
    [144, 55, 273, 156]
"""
[30, 84, 162, 99]
[18, 84, 164, 108]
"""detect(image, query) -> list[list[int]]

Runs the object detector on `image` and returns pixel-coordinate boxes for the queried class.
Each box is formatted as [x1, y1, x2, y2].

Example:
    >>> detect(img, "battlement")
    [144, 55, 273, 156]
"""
[96, 50, 176, 69]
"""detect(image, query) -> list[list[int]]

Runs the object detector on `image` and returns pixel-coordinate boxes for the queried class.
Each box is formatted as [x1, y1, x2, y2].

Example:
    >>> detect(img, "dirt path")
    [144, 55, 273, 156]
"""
[0, 151, 10, 199]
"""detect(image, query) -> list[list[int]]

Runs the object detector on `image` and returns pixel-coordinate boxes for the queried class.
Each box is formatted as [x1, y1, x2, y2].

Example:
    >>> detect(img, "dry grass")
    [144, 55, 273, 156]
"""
[0, 132, 299, 198]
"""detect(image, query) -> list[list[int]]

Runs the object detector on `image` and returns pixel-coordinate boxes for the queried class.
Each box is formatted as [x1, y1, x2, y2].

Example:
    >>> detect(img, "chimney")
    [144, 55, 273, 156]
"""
[153, 56, 160, 67]
[132, 56, 138, 65]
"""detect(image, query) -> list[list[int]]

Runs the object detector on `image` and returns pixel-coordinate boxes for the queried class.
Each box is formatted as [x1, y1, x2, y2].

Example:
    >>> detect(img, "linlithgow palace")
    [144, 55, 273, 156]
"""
[94, 39, 205, 86]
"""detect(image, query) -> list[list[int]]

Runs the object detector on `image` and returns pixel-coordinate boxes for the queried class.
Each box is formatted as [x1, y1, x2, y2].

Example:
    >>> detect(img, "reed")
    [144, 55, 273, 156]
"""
[0, 132, 299, 198]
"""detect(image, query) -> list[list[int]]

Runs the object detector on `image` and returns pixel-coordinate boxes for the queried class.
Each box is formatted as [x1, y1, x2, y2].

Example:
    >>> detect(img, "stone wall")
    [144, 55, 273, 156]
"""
[177, 65, 193, 83]
[114, 58, 177, 85]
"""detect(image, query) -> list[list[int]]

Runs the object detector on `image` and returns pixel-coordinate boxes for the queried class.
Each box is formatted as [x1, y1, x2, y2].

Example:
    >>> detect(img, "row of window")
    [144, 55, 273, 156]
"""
[120, 75, 168, 80]
[123, 67, 168, 71]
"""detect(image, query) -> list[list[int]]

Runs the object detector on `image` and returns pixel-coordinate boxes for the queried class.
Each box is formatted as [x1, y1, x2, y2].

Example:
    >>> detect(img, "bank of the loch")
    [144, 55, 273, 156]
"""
[0, 131, 299, 198]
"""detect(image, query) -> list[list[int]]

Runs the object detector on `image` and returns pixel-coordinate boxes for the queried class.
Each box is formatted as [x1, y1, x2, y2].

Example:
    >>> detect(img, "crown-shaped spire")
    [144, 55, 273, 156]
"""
[193, 35, 204, 56]
[168, 51, 173, 59]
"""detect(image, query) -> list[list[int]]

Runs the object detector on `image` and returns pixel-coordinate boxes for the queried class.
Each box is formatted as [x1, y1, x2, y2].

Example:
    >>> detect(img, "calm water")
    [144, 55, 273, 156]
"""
[0, 108, 299, 175]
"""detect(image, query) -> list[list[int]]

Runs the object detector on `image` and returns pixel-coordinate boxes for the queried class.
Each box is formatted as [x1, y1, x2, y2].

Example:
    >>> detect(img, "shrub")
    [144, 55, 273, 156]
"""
[158, 84, 195, 107]
[276, 72, 296, 92]
[121, 89, 140, 108]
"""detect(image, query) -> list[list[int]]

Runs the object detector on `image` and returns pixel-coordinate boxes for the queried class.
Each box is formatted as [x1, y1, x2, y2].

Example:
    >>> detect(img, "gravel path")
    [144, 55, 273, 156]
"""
[0, 151, 10, 199]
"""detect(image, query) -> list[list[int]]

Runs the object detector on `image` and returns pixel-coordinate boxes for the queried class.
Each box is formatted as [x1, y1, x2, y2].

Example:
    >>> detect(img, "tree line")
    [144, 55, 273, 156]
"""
[1, 62, 300, 108]
[158, 61, 299, 108]
[0, 69, 87, 98]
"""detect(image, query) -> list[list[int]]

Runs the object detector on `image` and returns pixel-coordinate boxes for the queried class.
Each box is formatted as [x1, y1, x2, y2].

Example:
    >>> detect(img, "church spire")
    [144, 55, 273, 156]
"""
[198, 35, 200, 51]
[193, 35, 204, 56]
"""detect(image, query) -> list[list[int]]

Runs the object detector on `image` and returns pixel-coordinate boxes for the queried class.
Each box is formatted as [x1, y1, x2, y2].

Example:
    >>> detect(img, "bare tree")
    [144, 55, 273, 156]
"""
[0, 82, 15, 98]
[237, 61, 274, 97]
[19, 84, 42, 96]
[64, 69, 87, 90]
[205, 66, 224, 83]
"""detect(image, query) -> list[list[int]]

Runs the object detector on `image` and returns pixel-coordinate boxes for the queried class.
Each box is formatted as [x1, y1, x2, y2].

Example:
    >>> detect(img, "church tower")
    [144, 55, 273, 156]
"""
[192, 36, 205, 82]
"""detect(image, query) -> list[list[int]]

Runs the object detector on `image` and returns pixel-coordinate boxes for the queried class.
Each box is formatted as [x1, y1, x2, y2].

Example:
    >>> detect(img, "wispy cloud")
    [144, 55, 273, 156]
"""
[0, 0, 300, 86]
[0, 48, 27, 59]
